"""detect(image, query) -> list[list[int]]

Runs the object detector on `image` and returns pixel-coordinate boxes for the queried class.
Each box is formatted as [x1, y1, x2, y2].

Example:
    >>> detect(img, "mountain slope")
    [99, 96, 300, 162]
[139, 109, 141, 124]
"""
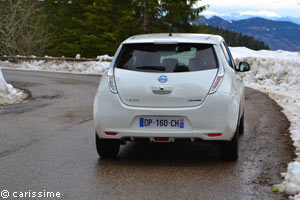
[196, 16, 300, 51]
[209, 14, 300, 25]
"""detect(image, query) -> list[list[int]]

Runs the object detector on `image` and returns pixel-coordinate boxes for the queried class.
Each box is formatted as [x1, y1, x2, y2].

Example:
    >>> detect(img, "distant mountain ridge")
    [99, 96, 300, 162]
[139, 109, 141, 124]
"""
[195, 16, 300, 51]
[211, 14, 300, 25]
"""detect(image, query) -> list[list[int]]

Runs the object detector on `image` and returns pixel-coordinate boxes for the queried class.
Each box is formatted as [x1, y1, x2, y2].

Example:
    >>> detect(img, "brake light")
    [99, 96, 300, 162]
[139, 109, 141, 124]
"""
[105, 132, 118, 136]
[154, 137, 169, 141]
[208, 133, 222, 137]
[108, 67, 117, 94]
[209, 46, 225, 94]
[209, 65, 224, 94]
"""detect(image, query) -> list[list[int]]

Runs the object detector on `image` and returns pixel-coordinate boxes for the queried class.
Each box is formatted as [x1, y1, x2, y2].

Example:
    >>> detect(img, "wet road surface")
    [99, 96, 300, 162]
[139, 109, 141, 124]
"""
[0, 70, 295, 200]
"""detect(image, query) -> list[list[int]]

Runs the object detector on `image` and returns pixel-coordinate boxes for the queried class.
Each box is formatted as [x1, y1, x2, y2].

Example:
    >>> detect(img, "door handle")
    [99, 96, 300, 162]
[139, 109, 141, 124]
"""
[151, 85, 174, 95]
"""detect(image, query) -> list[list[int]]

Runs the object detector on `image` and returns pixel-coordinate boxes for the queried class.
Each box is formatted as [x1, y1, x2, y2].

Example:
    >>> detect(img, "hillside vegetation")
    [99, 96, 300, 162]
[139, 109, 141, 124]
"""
[0, 0, 269, 57]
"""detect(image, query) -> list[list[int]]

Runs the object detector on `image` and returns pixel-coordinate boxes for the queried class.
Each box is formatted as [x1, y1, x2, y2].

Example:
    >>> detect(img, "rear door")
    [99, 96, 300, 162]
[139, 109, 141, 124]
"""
[114, 43, 219, 108]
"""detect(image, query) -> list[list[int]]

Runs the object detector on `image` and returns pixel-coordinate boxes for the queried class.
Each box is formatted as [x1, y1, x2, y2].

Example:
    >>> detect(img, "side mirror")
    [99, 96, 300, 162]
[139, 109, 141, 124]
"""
[236, 62, 250, 72]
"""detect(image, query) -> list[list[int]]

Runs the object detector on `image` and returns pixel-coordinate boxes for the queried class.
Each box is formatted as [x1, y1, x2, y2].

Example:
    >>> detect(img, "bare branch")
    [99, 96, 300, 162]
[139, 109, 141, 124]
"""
[0, 0, 49, 56]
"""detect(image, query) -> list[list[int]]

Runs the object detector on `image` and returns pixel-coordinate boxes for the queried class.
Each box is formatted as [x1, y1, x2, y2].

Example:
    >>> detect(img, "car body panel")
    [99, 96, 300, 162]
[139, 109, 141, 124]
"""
[94, 77, 238, 141]
[115, 68, 218, 107]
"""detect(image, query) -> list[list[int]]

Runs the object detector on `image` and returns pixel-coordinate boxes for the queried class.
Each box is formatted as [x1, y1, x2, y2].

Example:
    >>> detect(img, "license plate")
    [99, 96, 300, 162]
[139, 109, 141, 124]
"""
[139, 117, 184, 128]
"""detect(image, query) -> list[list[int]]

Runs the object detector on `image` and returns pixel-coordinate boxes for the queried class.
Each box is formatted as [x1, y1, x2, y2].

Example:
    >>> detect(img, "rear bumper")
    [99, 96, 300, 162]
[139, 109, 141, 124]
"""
[94, 85, 239, 141]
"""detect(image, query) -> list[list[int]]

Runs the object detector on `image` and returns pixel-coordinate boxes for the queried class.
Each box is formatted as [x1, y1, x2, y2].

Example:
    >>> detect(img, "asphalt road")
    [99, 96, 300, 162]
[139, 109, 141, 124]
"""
[0, 70, 295, 200]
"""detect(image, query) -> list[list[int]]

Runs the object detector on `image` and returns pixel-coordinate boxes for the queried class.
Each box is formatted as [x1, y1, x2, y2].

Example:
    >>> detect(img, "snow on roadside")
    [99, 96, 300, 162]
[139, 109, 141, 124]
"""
[230, 47, 300, 199]
[0, 58, 112, 75]
[0, 66, 27, 106]
[0, 55, 112, 105]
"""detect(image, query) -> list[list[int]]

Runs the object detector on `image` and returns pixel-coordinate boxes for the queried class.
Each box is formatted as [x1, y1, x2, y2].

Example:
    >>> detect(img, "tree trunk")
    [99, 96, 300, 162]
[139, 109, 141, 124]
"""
[143, 1, 150, 34]
[143, 13, 149, 33]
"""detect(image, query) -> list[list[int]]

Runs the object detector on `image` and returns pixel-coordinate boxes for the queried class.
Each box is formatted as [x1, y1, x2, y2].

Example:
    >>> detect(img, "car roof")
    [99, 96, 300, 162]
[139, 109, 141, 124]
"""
[122, 33, 224, 45]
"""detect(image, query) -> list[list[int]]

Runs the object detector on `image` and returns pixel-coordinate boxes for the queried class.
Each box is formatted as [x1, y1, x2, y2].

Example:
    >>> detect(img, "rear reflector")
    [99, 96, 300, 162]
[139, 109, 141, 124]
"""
[208, 133, 222, 137]
[105, 132, 118, 136]
[154, 137, 169, 141]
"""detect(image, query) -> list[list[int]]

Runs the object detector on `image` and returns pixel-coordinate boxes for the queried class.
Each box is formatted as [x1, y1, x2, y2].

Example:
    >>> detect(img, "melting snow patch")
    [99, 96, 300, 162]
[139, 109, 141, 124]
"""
[0, 66, 27, 105]
[0, 59, 111, 75]
[278, 162, 300, 196]
[97, 54, 112, 62]
[230, 47, 300, 199]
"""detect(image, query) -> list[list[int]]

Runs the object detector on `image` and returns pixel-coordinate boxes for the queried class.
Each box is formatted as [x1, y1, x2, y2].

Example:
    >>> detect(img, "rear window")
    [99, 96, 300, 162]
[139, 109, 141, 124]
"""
[115, 43, 218, 73]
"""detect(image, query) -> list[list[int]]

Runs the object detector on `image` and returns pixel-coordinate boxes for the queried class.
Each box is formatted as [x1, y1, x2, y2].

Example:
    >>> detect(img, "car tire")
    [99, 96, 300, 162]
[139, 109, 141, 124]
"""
[96, 133, 120, 158]
[220, 130, 238, 161]
[239, 113, 244, 135]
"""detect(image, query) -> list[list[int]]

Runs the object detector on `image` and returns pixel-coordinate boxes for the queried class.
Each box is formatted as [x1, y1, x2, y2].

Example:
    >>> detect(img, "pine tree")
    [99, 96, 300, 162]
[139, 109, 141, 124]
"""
[130, 0, 206, 33]
[44, 0, 138, 57]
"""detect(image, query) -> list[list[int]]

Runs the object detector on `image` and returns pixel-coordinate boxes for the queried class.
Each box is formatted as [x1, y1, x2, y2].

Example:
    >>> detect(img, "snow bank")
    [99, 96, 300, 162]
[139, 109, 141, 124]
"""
[0, 55, 113, 106]
[230, 47, 300, 199]
[0, 58, 112, 75]
[0, 66, 27, 105]
[230, 47, 300, 60]
[0, 54, 113, 75]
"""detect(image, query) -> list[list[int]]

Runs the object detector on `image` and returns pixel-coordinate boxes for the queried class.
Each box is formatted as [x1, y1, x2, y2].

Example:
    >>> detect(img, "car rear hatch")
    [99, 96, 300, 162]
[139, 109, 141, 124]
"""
[114, 43, 219, 108]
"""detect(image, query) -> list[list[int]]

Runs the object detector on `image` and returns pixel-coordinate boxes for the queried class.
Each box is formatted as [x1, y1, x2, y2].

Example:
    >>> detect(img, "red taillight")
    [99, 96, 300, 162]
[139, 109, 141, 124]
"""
[105, 132, 118, 136]
[154, 137, 169, 141]
[209, 59, 224, 94]
[208, 133, 222, 137]
[108, 75, 117, 93]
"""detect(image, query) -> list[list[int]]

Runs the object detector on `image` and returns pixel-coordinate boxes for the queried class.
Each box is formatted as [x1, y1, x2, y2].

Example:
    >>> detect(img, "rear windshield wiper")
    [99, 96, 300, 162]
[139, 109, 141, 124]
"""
[136, 66, 166, 71]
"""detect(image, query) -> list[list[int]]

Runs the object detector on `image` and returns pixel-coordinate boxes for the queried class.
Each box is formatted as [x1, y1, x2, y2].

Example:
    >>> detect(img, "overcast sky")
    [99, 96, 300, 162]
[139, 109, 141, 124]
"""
[196, 0, 300, 17]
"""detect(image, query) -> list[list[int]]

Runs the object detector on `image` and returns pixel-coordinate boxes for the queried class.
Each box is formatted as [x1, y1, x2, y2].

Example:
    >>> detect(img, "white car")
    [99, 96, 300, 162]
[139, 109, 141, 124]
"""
[94, 33, 250, 161]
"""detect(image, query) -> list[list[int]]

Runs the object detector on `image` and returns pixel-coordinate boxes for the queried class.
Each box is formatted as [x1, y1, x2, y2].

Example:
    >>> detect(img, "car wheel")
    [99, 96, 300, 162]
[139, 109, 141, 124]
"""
[239, 113, 244, 135]
[220, 130, 238, 161]
[96, 133, 120, 158]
